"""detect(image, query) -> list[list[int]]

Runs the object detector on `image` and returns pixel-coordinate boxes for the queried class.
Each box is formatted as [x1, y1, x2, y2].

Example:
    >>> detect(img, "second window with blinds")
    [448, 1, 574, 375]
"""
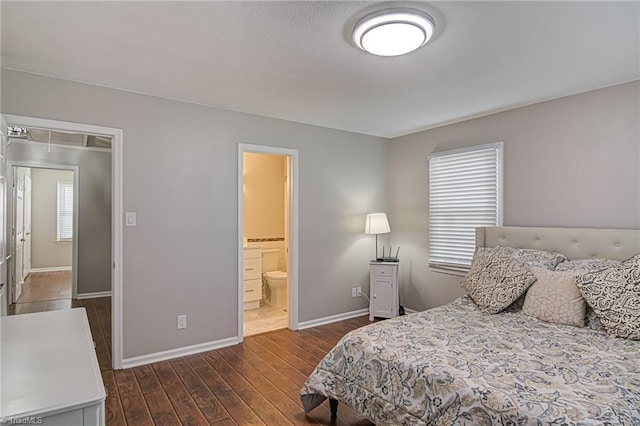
[57, 181, 73, 241]
[428, 142, 503, 272]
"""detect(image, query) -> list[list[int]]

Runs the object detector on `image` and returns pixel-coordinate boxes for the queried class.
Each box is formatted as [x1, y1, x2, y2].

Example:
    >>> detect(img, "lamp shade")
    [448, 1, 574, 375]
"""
[365, 213, 391, 235]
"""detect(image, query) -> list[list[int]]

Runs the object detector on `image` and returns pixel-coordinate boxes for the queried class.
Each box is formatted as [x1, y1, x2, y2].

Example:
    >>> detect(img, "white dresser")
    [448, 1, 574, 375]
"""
[243, 248, 262, 310]
[369, 261, 399, 321]
[1, 308, 106, 425]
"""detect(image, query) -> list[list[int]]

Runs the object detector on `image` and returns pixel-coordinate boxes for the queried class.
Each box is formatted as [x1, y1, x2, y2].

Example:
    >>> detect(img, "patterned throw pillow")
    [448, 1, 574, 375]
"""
[461, 246, 537, 314]
[555, 258, 622, 331]
[504, 247, 567, 270]
[575, 254, 640, 340]
[555, 258, 621, 273]
[522, 267, 586, 327]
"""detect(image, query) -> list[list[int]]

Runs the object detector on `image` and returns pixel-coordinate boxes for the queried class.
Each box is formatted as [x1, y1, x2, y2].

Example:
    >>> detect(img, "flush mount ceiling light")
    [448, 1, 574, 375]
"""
[353, 9, 435, 57]
[7, 126, 29, 137]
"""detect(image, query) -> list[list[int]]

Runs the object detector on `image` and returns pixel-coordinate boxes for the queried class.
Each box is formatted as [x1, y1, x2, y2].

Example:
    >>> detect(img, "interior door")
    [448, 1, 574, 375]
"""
[23, 174, 32, 279]
[14, 170, 24, 302]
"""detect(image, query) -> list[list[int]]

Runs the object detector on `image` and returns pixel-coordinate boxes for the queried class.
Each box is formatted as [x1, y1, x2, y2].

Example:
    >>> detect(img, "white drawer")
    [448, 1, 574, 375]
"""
[244, 278, 262, 302]
[243, 248, 261, 259]
[243, 258, 261, 280]
[43, 408, 84, 425]
[372, 265, 394, 277]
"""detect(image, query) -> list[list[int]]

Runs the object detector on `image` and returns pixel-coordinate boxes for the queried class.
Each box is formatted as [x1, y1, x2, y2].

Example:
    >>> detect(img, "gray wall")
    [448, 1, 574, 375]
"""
[1, 70, 387, 358]
[8, 141, 112, 295]
[30, 168, 73, 269]
[6, 69, 635, 360]
[388, 81, 640, 311]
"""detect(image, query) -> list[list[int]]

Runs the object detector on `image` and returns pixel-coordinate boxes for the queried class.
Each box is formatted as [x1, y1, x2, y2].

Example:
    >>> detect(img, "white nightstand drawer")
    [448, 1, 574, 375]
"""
[244, 278, 262, 302]
[372, 264, 394, 277]
[243, 258, 262, 280]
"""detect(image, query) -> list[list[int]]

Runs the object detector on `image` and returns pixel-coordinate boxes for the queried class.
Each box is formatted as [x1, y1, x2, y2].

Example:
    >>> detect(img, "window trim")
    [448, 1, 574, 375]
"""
[428, 142, 504, 272]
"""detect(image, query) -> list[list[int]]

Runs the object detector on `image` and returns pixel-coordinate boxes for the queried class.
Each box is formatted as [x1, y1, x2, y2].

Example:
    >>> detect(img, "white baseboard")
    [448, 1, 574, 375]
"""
[29, 266, 72, 273]
[77, 291, 112, 300]
[121, 337, 239, 369]
[297, 308, 369, 330]
[404, 307, 419, 314]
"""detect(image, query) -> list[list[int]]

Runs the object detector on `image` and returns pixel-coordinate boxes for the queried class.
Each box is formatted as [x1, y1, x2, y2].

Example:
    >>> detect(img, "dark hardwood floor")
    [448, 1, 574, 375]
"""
[10, 293, 374, 425]
[92, 298, 372, 425]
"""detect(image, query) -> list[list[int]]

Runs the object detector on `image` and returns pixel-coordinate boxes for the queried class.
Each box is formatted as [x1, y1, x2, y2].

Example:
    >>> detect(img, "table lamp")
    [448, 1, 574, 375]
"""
[365, 213, 391, 260]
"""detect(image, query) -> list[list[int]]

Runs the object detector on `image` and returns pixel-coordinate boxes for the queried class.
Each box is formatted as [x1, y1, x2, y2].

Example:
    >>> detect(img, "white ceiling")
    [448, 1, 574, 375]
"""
[2, 1, 638, 138]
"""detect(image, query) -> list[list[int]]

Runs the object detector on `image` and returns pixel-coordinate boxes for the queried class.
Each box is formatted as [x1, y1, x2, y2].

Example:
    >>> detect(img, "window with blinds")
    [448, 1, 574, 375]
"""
[57, 181, 73, 241]
[428, 142, 503, 271]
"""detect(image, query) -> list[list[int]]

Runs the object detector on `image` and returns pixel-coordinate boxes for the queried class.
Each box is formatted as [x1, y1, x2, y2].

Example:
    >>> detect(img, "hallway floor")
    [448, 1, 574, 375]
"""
[9, 270, 72, 314]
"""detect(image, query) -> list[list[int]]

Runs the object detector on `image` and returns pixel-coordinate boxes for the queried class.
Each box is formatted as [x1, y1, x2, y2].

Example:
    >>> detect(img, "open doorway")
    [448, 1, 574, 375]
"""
[242, 152, 289, 336]
[2, 115, 123, 370]
[238, 144, 298, 341]
[9, 165, 77, 314]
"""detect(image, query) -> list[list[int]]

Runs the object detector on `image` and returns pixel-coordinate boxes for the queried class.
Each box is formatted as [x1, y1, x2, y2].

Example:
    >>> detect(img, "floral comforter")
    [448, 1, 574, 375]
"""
[300, 297, 640, 425]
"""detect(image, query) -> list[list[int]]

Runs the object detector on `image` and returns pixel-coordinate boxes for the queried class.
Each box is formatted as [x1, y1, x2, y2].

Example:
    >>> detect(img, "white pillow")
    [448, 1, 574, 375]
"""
[523, 268, 586, 327]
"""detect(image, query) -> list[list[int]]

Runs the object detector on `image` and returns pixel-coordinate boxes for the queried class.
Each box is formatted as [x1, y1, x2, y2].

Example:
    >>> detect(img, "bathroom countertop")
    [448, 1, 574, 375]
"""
[244, 246, 280, 252]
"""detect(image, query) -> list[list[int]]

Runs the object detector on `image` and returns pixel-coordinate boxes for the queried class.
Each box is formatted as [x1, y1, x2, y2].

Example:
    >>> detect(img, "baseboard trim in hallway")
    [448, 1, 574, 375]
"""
[29, 266, 72, 273]
[77, 291, 112, 300]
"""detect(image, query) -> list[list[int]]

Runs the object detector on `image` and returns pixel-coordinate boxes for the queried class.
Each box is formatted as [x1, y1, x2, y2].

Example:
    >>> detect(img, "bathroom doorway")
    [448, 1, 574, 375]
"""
[238, 144, 298, 340]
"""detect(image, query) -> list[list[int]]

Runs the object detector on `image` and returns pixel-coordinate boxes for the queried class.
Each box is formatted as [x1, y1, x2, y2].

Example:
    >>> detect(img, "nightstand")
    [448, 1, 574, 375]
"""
[369, 260, 399, 321]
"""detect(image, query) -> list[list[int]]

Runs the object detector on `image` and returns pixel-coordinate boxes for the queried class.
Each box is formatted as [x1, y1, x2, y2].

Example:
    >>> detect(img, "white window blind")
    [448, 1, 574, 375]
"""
[428, 142, 503, 271]
[57, 181, 73, 241]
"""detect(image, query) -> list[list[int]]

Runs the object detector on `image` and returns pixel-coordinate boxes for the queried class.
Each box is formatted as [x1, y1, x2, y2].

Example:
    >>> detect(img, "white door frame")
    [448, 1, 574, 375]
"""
[13, 167, 25, 302]
[8, 162, 80, 299]
[23, 173, 32, 276]
[238, 143, 299, 342]
[3, 114, 124, 370]
[0, 116, 7, 316]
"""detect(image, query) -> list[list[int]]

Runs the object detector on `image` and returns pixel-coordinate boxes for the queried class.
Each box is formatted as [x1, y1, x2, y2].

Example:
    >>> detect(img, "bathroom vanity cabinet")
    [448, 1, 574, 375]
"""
[369, 261, 399, 321]
[243, 248, 262, 310]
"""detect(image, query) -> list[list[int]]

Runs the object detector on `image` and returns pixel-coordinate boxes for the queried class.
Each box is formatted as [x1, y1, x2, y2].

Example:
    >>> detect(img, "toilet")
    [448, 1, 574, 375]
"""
[262, 249, 287, 308]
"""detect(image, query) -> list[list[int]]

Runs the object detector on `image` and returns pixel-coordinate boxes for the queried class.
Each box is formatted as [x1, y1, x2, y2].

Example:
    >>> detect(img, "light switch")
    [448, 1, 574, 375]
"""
[125, 212, 137, 227]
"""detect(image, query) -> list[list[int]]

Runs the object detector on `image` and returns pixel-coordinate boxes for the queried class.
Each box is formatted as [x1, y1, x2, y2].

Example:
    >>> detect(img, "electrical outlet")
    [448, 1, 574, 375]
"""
[351, 287, 357, 298]
[177, 314, 187, 330]
[356, 287, 362, 296]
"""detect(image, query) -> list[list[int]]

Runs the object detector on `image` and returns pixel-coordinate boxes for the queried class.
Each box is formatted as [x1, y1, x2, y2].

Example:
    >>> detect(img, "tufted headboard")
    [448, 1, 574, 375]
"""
[476, 226, 640, 261]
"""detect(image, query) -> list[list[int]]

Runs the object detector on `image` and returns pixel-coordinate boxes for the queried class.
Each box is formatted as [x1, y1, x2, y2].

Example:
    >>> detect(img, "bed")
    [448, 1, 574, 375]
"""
[300, 226, 640, 425]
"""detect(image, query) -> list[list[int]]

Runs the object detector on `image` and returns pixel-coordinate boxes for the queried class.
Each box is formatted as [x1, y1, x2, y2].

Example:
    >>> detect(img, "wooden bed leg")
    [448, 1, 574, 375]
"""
[329, 398, 338, 420]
